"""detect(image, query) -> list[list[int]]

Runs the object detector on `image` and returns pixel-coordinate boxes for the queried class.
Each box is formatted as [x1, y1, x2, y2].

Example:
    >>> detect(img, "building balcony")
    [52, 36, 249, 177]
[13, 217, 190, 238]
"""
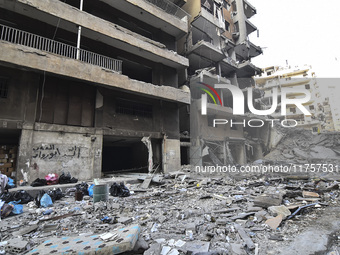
[187, 40, 225, 70]
[245, 19, 257, 36]
[192, 7, 225, 33]
[235, 40, 262, 61]
[0, 24, 122, 73]
[99, 0, 189, 39]
[243, 0, 257, 19]
[0, 30, 189, 105]
[1, 0, 189, 69]
[237, 60, 261, 77]
[220, 57, 238, 76]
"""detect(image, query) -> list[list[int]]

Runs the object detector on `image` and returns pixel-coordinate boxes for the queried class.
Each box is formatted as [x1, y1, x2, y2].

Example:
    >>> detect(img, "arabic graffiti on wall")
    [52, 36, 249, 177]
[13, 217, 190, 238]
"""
[32, 144, 90, 160]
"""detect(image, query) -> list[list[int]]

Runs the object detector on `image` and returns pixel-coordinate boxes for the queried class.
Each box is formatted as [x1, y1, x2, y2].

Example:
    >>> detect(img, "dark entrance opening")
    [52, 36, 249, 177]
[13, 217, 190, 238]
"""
[102, 136, 149, 173]
[0, 129, 21, 178]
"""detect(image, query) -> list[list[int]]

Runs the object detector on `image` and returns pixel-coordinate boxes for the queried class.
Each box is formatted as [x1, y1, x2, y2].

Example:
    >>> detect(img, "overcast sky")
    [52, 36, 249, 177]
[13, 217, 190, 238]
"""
[248, 0, 340, 78]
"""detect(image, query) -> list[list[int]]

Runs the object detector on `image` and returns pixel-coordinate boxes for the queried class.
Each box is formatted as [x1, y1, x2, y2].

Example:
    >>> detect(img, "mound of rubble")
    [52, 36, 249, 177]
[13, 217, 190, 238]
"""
[0, 171, 340, 255]
[264, 127, 340, 165]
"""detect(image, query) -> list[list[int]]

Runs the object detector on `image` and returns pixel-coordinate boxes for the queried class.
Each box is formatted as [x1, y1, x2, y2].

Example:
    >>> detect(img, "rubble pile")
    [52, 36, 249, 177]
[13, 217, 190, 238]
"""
[0, 171, 339, 254]
[264, 127, 340, 165]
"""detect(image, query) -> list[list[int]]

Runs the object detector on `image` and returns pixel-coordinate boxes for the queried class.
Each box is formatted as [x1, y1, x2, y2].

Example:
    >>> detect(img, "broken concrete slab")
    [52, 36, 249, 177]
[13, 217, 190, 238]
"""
[181, 241, 210, 254]
[28, 224, 141, 255]
[265, 215, 283, 230]
[254, 194, 283, 208]
[12, 224, 38, 236]
[268, 205, 291, 219]
[144, 243, 162, 255]
[234, 223, 255, 250]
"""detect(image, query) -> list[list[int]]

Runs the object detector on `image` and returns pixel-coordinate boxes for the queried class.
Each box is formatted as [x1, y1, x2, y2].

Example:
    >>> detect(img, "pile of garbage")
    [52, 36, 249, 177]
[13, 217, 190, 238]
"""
[0, 170, 339, 254]
[30, 172, 78, 187]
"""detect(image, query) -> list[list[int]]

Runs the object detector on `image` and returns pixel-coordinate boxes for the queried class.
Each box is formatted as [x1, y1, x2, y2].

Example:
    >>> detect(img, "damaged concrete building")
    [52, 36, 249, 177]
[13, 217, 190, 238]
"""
[255, 65, 336, 133]
[0, 0, 191, 181]
[178, 0, 265, 166]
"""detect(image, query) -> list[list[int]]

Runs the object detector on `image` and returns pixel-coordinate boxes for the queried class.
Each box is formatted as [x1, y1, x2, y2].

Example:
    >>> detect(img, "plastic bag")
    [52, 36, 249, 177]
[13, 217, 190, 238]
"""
[59, 173, 78, 184]
[88, 184, 94, 197]
[8, 201, 23, 215]
[40, 193, 53, 208]
[31, 178, 47, 187]
[35, 190, 45, 207]
[7, 178, 15, 188]
[0, 192, 14, 203]
[13, 190, 34, 204]
[45, 174, 59, 185]
[47, 188, 63, 202]
[1, 203, 14, 218]
[75, 182, 89, 195]
[110, 182, 130, 197]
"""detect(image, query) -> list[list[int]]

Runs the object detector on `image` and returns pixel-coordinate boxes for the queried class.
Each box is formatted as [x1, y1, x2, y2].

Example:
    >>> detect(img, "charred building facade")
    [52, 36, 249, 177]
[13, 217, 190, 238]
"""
[178, 0, 266, 166]
[0, 0, 191, 181]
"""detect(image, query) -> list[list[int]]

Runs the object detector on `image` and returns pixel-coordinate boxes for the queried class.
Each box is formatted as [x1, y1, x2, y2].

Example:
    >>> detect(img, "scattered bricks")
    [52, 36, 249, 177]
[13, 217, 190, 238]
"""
[302, 191, 320, 198]
[268, 205, 291, 219]
[253, 194, 283, 208]
[95, 224, 110, 232]
[6, 238, 28, 254]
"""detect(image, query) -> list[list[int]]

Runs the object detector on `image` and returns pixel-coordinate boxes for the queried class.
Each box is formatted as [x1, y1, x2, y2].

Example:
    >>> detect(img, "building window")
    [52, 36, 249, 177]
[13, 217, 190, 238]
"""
[309, 105, 315, 110]
[116, 99, 153, 118]
[0, 78, 9, 98]
[305, 84, 310, 89]
[312, 127, 318, 133]
[225, 21, 230, 31]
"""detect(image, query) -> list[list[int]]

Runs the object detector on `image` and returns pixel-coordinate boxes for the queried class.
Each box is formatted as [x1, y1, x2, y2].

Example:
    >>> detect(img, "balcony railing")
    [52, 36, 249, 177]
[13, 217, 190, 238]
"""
[0, 24, 122, 73]
[144, 0, 190, 20]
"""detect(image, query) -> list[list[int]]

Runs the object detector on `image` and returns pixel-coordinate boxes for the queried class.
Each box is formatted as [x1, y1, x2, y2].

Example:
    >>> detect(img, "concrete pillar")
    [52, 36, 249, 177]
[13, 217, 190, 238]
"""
[162, 138, 181, 173]
[92, 129, 103, 178]
[17, 123, 34, 184]
[235, 0, 247, 43]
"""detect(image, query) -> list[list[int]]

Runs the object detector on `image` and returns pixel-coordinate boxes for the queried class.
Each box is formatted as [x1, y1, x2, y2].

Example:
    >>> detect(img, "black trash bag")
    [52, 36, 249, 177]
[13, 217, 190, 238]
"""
[70, 177, 78, 183]
[58, 173, 72, 184]
[13, 190, 34, 204]
[109, 182, 130, 197]
[0, 192, 14, 203]
[31, 178, 47, 187]
[119, 182, 130, 197]
[35, 190, 46, 207]
[109, 182, 119, 197]
[47, 188, 63, 202]
[75, 182, 88, 195]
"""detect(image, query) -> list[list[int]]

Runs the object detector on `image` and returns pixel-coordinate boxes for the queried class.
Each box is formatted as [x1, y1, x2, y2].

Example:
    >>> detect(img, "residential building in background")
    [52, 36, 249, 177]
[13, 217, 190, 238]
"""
[178, 0, 266, 166]
[0, 0, 190, 181]
[255, 65, 336, 132]
[327, 86, 340, 131]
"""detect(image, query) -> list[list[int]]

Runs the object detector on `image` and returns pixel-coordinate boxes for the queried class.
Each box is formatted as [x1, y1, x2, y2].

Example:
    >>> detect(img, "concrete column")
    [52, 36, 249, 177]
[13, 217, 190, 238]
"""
[91, 130, 103, 178]
[17, 123, 34, 184]
[235, 0, 247, 42]
[162, 137, 181, 173]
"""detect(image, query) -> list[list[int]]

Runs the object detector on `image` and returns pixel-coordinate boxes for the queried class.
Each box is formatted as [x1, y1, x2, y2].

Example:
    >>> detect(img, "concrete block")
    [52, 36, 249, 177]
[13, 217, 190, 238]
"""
[268, 205, 291, 219]
[7, 238, 28, 254]
[28, 224, 140, 255]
